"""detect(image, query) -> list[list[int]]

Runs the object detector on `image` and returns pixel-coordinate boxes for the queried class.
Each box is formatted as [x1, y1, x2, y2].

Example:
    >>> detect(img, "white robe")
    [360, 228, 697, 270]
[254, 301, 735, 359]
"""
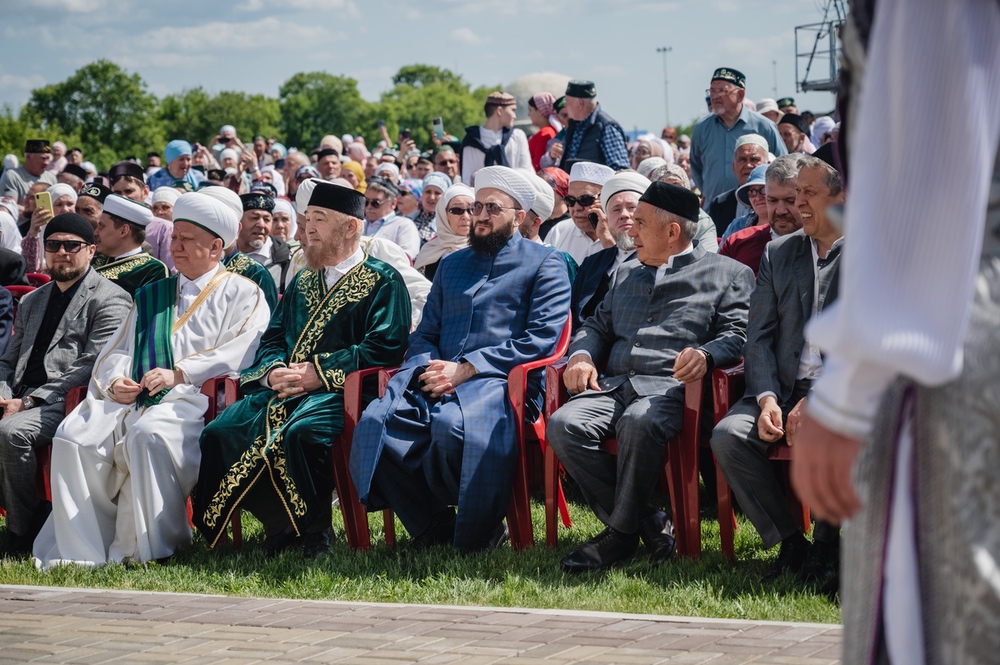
[33, 265, 270, 569]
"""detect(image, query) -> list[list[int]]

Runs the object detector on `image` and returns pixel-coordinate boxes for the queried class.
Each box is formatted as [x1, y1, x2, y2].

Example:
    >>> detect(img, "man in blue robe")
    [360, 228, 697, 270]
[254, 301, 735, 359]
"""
[350, 166, 572, 553]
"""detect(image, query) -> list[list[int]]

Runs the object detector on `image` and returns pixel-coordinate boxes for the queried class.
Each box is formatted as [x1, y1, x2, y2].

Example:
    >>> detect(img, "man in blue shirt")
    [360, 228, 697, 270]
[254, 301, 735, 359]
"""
[690, 68, 786, 204]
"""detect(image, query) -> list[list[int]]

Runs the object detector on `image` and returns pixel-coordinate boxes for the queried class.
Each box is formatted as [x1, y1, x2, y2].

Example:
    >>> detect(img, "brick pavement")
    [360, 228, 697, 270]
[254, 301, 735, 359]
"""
[0, 585, 841, 664]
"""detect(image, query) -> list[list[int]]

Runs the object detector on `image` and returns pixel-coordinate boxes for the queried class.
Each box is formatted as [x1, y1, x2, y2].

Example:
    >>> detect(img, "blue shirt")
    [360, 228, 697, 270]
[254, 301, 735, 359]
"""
[720, 210, 758, 244]
[689, 105, 786, 204]
[147, 165, 206, 191]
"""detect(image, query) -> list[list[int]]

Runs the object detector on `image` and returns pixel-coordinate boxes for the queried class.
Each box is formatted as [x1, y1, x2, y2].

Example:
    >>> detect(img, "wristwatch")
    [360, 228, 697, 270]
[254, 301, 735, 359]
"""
[21, 395, 36, 410]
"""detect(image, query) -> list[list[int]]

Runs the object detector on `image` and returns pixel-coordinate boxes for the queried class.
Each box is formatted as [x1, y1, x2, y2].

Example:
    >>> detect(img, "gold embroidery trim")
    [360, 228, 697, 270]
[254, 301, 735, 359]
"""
[96, 253, 159, 281]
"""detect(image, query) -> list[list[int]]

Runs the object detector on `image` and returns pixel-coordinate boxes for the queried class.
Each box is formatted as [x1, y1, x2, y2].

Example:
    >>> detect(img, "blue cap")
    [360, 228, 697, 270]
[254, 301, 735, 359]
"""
[736, 164, 768, 208]
[164, 140, 192, 165]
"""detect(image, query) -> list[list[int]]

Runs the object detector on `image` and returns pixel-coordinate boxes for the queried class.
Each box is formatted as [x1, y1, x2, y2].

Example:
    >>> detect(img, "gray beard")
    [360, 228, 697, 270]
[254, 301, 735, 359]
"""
[612, 232, 635, 252]
[249, 238, 265, 250]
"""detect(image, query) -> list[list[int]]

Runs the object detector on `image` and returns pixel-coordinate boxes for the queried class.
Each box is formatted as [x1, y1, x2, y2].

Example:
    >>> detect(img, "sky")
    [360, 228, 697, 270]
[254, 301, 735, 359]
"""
[0, 0, 842, 135]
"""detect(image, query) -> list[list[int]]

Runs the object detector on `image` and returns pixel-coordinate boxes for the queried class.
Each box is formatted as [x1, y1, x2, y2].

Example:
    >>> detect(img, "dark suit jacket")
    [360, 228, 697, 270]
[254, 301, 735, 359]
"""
[0, 288, 12, 357]
[571, 245, 754, 398]
[572, 246, 618, 329]
[744, 230, 841, 405]
[706, 188, 738, 237]
[0, 248, 27, 287]
[0, 268, 130, 405]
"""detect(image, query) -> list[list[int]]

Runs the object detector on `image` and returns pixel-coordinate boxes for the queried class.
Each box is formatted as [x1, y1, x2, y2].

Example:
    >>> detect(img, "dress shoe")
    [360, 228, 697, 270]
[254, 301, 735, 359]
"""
[763, 533, 810, 582]
[799, 538, 840, 596]
[561, 527, 639, 573]
[460, 521, 509, 555]
[404, 513, 456, 553]
[302, 529, 333, 559]
[263, 529, 300, 557]
[638, 510, 676, 565]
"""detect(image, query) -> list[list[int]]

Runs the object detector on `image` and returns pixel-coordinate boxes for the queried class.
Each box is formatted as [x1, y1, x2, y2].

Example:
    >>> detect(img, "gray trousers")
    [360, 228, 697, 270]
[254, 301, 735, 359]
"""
[546, 381, 683, 535]
[0, 402, 65, 534]
[710, 380, 810, 549]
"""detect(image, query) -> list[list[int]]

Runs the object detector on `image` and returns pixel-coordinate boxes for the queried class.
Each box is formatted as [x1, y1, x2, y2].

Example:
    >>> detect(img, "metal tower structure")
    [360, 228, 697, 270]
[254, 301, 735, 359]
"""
[795, 0, 848, 93]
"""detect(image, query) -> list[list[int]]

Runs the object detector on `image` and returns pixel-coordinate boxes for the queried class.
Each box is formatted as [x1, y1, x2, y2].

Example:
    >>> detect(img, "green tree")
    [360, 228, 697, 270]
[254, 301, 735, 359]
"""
[23, 59, 163, 168]
[0, 105, 84, 166]
[158, 88, 281, 147]
[278, 72, 374, 150]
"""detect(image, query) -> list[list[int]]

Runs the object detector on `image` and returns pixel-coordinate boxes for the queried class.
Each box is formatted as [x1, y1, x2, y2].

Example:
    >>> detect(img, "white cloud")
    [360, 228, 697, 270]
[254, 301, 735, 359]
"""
[136, 18, 329, 54]
[237, 0, 360, 17]
[451, 27, 484, 45]
[26, 0, 109, 12]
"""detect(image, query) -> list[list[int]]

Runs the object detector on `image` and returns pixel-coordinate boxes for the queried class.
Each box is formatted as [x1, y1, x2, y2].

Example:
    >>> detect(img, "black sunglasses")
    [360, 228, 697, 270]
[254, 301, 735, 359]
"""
[446, 206, 474, 216]
[365, 198, 388, 207]
[43, 239, 88, 254]
[563, 194, 599, 207]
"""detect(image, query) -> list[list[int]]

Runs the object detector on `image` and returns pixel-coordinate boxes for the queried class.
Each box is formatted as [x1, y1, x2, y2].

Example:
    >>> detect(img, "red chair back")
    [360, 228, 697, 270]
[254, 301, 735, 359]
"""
[26, 273, 50, 287]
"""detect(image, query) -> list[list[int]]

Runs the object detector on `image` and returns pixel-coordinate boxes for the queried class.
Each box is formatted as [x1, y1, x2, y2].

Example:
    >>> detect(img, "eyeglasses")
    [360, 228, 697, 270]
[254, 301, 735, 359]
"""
[44, 239, 88, 254]
[447, 206, 474, 216]
[365, 198, 388, 208]
[746, 186, 766, 199]
[706, 87, 738, 97]
[563, 194, 599, 207]
[472, 201, 516, 217]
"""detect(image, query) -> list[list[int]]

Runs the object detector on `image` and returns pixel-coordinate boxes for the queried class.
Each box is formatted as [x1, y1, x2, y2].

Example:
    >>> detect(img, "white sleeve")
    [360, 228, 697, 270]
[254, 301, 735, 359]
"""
[807, 0, 1000, 438]
[511, 130, 533, 173]
[92, 305, 137, 397]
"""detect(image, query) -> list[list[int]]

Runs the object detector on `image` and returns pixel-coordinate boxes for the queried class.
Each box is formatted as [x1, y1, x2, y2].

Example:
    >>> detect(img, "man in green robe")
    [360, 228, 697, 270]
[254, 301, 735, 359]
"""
[93, 194, 168, 297]
[194, 181, 411, 558]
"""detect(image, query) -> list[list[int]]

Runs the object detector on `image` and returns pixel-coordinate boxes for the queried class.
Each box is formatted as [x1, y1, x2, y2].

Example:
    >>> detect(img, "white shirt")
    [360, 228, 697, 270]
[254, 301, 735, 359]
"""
[323, 247, 364, 290]
[546, 218, 603, 266]
[176, 264, 222, 319]
[461, 127, 532, 185]
[363, 213, 421, 261]
[653, 244, 694, 282]
[113, 247, 144, 261]
[245, 236, 272, 266]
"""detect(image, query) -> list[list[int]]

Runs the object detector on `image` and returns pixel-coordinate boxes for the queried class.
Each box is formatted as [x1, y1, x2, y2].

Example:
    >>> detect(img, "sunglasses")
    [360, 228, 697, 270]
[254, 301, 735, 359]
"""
[447, 206, 474, 216]
[563, 194, 599, 207]
[364, 198, 388, 208]
[43, 239, 88, 254]
[472, 201, 515, 217]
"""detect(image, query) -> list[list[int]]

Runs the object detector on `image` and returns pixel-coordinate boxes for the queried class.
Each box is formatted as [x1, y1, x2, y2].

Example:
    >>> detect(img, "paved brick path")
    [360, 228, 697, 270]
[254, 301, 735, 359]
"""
[0, 585, 841, 664]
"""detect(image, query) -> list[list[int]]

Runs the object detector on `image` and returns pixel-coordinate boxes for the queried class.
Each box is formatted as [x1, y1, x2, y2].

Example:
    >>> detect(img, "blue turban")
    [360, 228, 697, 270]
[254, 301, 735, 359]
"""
[165, 140, 192, 165]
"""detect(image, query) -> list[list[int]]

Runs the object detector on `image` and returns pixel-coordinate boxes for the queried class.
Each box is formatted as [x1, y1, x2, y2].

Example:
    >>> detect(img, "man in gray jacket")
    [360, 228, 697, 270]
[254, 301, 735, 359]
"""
[547, 182, 753, 572]
[0, 213, 130, 556]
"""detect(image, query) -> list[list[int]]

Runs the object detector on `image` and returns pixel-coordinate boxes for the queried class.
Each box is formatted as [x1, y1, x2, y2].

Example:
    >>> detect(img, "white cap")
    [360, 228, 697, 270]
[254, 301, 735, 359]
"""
[172, 192, 240, 247]
[195, 186, 243, 219]
[569, 161, 614, 186]
[151, 186, 182, 206]
[734, 133, 769, 154]
[526, 173, 554, 221]
[600, 172, 651, 214]
[474, 166, 535, 212]
[103, 194, 153, 227]
[220, 124, 236, 137]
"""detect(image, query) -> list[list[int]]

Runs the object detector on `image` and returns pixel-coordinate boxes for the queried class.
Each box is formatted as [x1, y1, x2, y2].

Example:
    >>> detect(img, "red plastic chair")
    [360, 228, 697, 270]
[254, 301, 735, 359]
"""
[544, 361, 706, 559]
[711, 363, 811, 561]
[26, 273, 50, 287]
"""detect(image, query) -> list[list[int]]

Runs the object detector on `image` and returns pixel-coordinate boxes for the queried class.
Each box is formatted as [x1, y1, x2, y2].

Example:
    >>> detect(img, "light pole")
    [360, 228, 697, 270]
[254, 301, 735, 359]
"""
[656, 46, 672, 127]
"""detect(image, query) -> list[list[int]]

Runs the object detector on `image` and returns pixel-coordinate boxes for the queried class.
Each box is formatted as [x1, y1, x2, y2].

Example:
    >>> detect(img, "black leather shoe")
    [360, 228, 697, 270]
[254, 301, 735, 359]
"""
[561, 527, 639, 573]
[763, 533, 810, 582]
[405, 513, 457, 553]
[639, 510, 676, 565]
[799, 538, 839, 595]
[263, 529, 300, 557]
[302, 529, 333, 559]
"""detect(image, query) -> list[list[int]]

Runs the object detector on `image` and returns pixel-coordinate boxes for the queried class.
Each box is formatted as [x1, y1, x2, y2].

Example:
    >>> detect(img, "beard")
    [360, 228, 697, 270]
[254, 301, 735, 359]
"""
[468, 220, 514, 254]
[611, 230, 635, 252]
[49, 262, 88, 283]
[303, 236, 350, 271]
[248, 237, 265, 250]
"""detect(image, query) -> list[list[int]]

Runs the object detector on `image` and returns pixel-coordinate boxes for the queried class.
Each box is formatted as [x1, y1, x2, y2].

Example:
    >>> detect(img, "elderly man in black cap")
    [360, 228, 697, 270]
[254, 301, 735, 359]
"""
[460, 91, 532, 185]
[194, 180, 411, 559]
[94, 194, 169, 297]
[236, 190, 293, 293]
[0, 140, 57, 207]
[690, 67, 786, 205]
[558, 80, 630, 171]
[0, 213, 130, 556]
[314, 148, 342, 180]
[778, 114, 814, 155]
[547, 181, 754, 572]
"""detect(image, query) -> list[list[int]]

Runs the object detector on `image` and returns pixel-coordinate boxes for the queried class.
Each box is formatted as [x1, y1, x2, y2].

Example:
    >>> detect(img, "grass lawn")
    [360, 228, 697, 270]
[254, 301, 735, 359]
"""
[0, 483, 841, 625]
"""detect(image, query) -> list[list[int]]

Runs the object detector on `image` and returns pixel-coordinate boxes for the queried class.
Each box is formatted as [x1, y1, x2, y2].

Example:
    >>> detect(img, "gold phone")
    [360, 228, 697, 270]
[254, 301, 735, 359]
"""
[35, 191, 53, 216]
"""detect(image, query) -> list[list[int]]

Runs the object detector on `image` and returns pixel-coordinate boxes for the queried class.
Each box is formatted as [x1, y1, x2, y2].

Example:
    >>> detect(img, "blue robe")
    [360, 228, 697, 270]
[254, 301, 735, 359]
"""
[350, 231, 571, 549]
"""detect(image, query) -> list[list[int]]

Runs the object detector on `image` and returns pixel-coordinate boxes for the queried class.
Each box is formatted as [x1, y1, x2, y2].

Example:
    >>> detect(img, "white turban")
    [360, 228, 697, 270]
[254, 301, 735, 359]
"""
[194, 186, 243, 220]
[374, 162, 400, 179]
[734, 133, 768, 154]
[47, 183, 77, 204]
[474, 166, 535, 213]
[103, 194, 154, 227]
[173, 192, 240, 248]
[151, 186, 182, 206]
[601, 172, 651, 214]
[637, 157, 668, 179]
[219, 148, 239, 164]
[526, 173, 554, 221]
[569, 161, 614, 186]
[272, 197, 297, 239]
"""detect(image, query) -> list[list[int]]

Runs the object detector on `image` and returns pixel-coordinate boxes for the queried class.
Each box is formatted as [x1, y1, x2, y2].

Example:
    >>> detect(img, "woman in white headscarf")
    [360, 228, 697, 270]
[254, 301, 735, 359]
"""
[259, 165, 286, 197]
[413, 184, 474, 282]
[270, 197, 297, 250]
[147, 187, 181, 272]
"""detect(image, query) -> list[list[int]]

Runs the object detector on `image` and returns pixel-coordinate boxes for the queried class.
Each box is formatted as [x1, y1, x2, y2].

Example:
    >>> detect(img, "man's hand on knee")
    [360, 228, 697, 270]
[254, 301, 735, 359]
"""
[0, 398, 24, 418]
[419, 360, 476, 398]
[140, 368, 185, 396]
[673, 347, 708, 384]
[564, 354, 600, 395]
[271, 363, 322, 399]
[109, 378, 142, 405]
[756, 395, 784, 442]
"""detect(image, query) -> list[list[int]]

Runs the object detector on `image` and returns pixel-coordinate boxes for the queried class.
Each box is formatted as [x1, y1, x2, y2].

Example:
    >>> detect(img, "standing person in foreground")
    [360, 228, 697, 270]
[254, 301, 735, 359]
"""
[788, 0, 1000, 662]
[33, 193, 270, 569]
[350, 166, 571, 553]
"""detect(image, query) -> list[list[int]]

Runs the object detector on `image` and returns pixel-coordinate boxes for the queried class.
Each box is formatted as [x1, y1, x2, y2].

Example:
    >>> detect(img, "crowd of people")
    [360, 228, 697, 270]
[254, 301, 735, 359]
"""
[0, 69, 843, 590]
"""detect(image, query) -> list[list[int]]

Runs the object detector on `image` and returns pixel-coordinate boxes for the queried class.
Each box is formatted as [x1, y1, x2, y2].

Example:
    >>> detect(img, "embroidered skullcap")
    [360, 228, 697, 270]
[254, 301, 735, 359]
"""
[195, 185, 243, 219]
[249, 181, 278, 198]
[734, 133, 768, 154]
[109, 160, 145, 183]
[756, 98, 779, 115]
[79, 182, 111, 204]
[240, 192, 275, 213]
[422, 172, 452, 195]
[779, 114, 809, 138]
[486, 91, 516, 107]
[307, 179, 366, 219]
[541, 167, 569, 198]
[25, 139, 50, 154]
[474, 166, 535, 212]
[164, 140, 192, 165]
[61, 164, 89, 181]
[636, 157, 667, 179]
[44, 212, 94, 245]
[711, 67, 746, 89]
[600, 172, 651, 214]
[569, 161, 614, 186]
[314, 147, 340, 159]
[46, 183, 78, 204]
[173, 191, 240, 247]
[638, 181, 701, 223]
[526, 173, 554, 221]
[151, 186, 181, 206]
[103, 194, 154, 227]
[777, 97, 795, 109]
[565, 80, 597, 98]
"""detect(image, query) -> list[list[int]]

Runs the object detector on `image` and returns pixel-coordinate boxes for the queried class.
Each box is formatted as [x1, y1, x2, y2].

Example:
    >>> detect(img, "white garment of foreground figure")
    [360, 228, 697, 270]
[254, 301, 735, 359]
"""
[33, 266, 269, 569]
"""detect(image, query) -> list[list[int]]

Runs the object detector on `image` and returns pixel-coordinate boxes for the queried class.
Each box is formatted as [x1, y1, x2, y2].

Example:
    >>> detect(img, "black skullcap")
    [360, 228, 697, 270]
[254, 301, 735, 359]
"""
[249, 182, 278, 198]
[307, 181, 366, 219]
[240, 192, 275, 213]
[206, 168, 226, 181]
[778, 113, 809, 136]
[638, 181, 701, 223]
[79, 182, 112, 204]
[314, 148, 340, 159]
[43, 212, 95, 245]
[25, 139, 51, 154]
[565, 80, 597, 98]
[711, 67, 746, 89]
[61, 163, 89, 181]
[811, 142, 839, 173]
[554, 96, 566, 111]
[109, 160, 145, 183]
[367, 176, 400, 197]
[776, 97, 796, 109]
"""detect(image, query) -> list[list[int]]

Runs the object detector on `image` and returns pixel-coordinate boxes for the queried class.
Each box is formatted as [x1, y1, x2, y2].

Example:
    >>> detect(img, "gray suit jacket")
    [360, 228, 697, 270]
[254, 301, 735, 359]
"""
[744, 231, 840, 405]
[570, 245, 753, 398]
[0, 268, 131, 405]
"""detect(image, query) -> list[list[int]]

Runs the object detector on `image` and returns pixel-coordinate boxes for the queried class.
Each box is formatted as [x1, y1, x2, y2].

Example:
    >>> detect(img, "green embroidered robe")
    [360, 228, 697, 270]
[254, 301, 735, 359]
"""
[193, 255, 411, 547]
[223, 250, 279, 312]
[95, 252, 169, 298]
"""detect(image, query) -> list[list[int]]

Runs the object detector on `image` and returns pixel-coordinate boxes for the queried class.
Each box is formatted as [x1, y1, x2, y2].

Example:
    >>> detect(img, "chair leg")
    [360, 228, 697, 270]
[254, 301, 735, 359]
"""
[331, 438, 371, 551]
[507, 448, 534, 550]
[383, 509, 396, 548]
[716, 462, 736, 562]
[543, 440, 560, 548]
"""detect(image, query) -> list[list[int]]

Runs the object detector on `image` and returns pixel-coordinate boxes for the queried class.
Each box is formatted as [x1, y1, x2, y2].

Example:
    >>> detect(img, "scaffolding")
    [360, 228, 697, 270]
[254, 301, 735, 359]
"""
[795, 0, 847, 93]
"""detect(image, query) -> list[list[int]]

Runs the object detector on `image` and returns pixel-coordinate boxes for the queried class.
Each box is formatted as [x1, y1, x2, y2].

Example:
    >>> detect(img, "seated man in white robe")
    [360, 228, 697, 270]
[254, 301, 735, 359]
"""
[33, 192, 271, 569]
